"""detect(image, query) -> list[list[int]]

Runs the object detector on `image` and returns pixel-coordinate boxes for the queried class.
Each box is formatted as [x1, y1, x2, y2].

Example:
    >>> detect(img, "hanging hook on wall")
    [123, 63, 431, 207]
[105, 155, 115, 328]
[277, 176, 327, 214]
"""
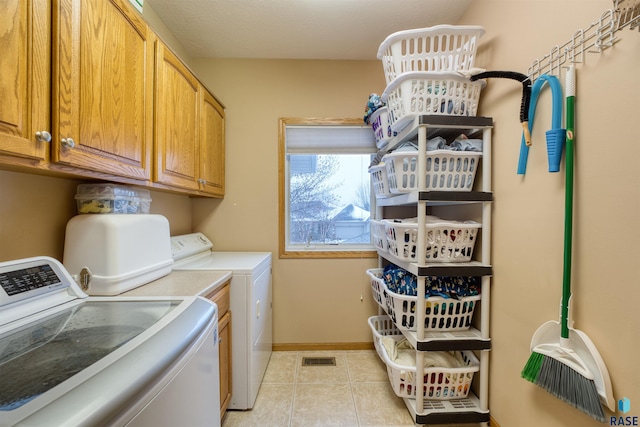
[528, 59, 541, 80]
[528, 1, 639, 81]
[590, 9, 618, 52]
[548, 46, 562, 76]
[569, 30, 585, 64]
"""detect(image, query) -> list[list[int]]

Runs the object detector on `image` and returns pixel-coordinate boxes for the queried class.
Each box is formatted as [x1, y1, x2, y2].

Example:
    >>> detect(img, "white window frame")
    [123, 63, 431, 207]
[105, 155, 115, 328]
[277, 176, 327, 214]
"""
[278, 118, 378, 259]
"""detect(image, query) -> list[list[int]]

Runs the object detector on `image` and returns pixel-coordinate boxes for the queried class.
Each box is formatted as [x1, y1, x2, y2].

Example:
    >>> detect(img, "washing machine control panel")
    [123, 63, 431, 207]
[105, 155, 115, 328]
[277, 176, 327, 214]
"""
[170, 233, 213, 261]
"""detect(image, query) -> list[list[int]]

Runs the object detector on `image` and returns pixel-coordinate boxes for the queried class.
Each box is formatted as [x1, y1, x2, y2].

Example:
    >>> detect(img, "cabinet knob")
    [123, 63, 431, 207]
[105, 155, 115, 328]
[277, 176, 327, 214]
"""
[61, 138, 76, 149]
[35, 131, 51, 143]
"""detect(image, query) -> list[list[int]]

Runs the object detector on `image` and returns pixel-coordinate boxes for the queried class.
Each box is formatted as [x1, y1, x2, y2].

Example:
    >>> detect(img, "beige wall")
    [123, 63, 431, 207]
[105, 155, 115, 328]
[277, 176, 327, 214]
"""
[457, 1, 639, 426]
[189, 59, 384, 345]
[0, 169, 193, 262]
[0, 170, 80, 261]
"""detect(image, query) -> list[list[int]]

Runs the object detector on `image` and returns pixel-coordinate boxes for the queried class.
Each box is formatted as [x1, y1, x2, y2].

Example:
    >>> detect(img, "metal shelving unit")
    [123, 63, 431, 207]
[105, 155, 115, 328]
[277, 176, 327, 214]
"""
[372, 115, 493, 426]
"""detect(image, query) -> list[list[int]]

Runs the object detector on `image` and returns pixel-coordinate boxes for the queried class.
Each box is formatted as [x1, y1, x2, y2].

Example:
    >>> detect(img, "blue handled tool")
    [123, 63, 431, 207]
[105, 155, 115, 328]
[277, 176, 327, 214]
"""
[517, 74, 565, 175]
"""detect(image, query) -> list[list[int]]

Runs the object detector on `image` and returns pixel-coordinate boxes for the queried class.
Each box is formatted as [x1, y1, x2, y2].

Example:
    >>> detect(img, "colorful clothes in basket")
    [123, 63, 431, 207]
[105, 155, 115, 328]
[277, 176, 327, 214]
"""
[382, 264, 480, 298]
[363, 93, 384, 124]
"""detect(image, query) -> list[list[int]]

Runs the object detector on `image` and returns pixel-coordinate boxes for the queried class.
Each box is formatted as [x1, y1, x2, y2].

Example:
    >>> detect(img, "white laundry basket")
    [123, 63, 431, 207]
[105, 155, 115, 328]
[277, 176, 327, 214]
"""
[369, 162, 392, 198]
[383, 149, 482, 193]
[382, 72, 485, 132]
[367, 268, 480, 332]
[369, 106, 396, 149]
[377, 25, 485, 85]
[384, 285, 481, 332]
[368, 316, 479, 400]
[366, 268, 390, 312]
[382, 347, 480, 400]
[368, 315, 404, 361]
[370, 221, 388, 253]
[384, 218, 481, 263]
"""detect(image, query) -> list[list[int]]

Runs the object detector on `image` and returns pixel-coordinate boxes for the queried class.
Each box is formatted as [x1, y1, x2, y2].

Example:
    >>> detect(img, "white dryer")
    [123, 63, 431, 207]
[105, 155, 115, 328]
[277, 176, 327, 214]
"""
[171, 233, 272, 410]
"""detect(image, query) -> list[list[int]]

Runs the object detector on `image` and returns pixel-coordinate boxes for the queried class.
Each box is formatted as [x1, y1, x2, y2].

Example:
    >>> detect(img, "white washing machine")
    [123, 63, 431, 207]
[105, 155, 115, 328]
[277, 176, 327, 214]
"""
[171, 233, 272, 410]
[0, 256, 220, 427]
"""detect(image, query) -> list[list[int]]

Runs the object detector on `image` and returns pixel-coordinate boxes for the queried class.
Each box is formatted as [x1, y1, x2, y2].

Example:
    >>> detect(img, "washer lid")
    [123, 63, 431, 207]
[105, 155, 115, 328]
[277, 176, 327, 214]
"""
[0, 299, 180, 411]
[0, 295, 216, 427]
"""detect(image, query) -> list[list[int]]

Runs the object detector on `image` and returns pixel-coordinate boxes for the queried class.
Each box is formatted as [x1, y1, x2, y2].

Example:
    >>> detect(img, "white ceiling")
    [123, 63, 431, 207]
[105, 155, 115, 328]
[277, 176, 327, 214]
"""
[144, 0, 473, 60]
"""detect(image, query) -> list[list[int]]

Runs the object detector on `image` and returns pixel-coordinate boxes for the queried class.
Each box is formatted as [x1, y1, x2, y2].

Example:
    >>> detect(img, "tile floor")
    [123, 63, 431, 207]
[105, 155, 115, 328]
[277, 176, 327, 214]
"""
[221, 350, 484, 427]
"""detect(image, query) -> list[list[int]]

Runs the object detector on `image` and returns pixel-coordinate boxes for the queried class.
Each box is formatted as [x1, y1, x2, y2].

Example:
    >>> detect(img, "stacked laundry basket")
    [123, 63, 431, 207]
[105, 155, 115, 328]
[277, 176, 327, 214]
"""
[365, 25, 494, 426]
[368, 25, 486, 148]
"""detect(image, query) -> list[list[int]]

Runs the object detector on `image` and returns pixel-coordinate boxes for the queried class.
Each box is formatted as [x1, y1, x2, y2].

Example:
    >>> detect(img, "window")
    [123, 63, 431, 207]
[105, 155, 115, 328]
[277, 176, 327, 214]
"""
[279, 118, 378, 258]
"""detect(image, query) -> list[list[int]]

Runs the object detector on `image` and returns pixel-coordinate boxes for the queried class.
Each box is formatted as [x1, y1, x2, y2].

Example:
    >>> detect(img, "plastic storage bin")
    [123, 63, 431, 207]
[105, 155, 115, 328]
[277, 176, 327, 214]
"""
[75, 183, 151, 214]
[368, 315, 479, 400]
[370, 220, 388, 253]
[384, 347, 479, 399]
[384, 285, 481, 332]
[366, 268, 391, 312]
[382, 72, 485, 132]
[377, 25, 485, 85]
[383, 149, 481, 193]
[369, 162, 393, 198]
[369, 106, 396, 149]
[384, 219, 480, 263]
[366, 268, 480, 332]
[368, 315, 404, 361]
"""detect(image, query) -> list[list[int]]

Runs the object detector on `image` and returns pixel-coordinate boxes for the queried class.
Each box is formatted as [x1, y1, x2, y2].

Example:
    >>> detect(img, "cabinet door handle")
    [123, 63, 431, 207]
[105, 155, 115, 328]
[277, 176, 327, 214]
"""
[35, 131, 51, 143]
[61, 138, 76, 149]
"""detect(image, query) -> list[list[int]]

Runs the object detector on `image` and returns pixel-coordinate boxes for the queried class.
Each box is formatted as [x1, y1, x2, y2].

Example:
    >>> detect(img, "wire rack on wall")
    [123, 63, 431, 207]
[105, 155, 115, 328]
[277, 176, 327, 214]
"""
[527, 0, 640, 80]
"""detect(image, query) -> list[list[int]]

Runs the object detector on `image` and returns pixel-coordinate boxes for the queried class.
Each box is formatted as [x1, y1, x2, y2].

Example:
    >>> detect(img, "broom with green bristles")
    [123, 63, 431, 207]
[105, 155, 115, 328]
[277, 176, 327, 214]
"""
[521, 65, 614, 422]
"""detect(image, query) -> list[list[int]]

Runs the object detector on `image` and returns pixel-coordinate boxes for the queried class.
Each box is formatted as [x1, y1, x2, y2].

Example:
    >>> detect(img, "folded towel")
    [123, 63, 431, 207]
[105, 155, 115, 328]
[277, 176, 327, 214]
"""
[381, 336, 398, 361]
[383, 336, 466, 369]
[423, 351, 466, 369]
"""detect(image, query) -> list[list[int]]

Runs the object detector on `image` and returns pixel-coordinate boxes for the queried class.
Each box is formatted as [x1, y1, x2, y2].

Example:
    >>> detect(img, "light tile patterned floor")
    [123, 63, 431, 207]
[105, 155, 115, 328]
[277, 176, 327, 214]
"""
[221, 350, 415, 427]
[221, 350, 486, 427]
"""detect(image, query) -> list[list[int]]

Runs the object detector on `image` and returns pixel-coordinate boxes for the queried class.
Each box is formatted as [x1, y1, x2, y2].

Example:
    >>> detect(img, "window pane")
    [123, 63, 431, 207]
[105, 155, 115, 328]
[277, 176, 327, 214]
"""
[288, 154, 372, 247]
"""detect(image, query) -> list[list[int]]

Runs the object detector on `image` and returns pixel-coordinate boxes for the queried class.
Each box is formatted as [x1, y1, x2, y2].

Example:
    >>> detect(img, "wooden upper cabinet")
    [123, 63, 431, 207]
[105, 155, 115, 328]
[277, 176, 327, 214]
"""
[0, 0, 225, 197]
[200, 90, 225, 196]
[0, 0, 50, 160]
[154, 41, 200, 190]
[52, 0, 153, 180]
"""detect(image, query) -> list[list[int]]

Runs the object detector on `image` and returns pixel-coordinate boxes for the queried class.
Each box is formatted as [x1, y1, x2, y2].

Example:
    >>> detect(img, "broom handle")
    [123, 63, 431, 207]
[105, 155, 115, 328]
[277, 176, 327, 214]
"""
[561, 65, 576, 339]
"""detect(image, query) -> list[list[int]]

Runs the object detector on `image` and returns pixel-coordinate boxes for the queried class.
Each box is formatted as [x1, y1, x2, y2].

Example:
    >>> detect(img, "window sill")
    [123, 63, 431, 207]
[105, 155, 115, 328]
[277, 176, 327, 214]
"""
[279, 250, 377, 259]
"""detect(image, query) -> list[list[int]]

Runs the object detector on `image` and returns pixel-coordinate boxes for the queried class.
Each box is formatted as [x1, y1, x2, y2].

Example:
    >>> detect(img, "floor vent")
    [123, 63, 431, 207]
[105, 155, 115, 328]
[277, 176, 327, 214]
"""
[302, 357, 336, 367]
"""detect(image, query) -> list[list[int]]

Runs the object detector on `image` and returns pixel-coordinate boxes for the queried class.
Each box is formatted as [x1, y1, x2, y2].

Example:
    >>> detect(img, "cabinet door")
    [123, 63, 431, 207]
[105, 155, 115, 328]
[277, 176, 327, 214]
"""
[218, 311, 232, 416]
[154, 41, 199, 190]
[199, 89, 225, 196]
[53, 0, 153, 180]
[0, 0, 50, 160]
